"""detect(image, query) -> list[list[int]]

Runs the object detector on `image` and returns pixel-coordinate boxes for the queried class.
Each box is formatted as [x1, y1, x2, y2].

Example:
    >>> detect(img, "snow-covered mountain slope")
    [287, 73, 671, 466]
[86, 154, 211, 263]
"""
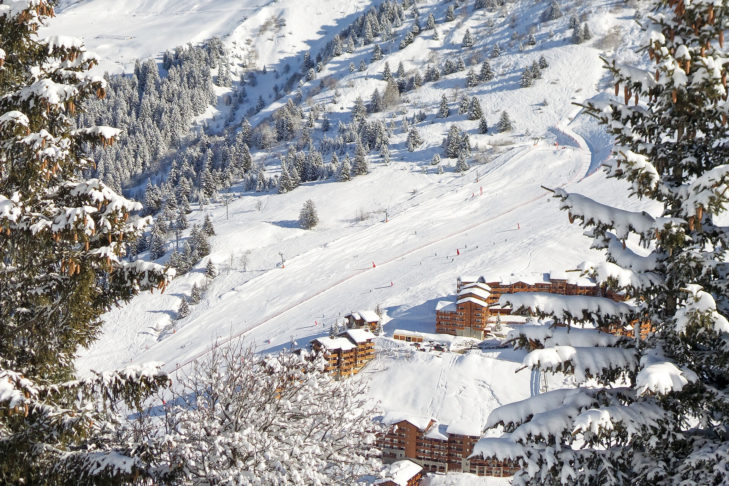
[51, 0, 658, 475]
[46, 0, 379, 74]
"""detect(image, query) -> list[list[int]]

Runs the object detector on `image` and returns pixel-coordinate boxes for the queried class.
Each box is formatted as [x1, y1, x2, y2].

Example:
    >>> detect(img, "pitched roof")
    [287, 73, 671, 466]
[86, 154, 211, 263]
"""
[375, 460, 423, 485]
[344, 328, 375, 343]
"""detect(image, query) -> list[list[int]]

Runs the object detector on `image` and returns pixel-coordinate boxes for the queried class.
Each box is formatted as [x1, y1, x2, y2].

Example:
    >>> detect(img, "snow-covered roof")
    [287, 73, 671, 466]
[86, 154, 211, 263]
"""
[346, 310, 380, 322]
[358, 310, 381, 322]
[436, 300, 456, 312]
[392, 329, 424, 337]
[381, 411, 434, 431]
[344, 328, 375, 343]
[313, 336, 356, 352]
[488, 271, 596, 287]
[446, 421, 481, 437]
[458, 287, 491, 300]
[462, 281, 492, 292]
[424, 423, 449, 441]
[456, 296, 488, 307]
[458, 275, 482, 284]
[375, 460, 423, 486]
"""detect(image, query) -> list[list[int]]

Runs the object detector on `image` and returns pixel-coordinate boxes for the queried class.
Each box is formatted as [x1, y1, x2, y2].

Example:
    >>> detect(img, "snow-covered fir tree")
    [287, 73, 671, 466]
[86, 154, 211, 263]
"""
[299, 199, 319, 229]
[462, 28, 474, 48]
[205, 259, 217, 279]
[475, 1, 729, 484]
[177, 298, 191, 319]
[438, 93, 450, 118]
[468, 96, 483, 120]
[0, 3, 170, 483]
[497, 111, 513, 132]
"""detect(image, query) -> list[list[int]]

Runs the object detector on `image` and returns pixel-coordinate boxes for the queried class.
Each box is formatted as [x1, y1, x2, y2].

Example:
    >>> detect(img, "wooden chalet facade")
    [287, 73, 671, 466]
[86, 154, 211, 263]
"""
[378, 418, 518, 477]
[436, 273, 602, 339]
[345, 310, 381, 333]
[311, 329, 375, 377]
[393, 330, 424, 344]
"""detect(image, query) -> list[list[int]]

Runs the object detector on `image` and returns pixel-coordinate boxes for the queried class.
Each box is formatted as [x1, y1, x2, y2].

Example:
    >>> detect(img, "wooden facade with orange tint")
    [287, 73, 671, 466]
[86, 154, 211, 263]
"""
[379, 419, 519, 477]
[311, 329, 375, 377]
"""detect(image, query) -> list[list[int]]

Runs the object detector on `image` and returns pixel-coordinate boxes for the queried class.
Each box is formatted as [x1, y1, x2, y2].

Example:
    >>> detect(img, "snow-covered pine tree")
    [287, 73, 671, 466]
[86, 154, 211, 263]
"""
[480, 60, 495, 81]
[466, 68, 479, 87]
[299, 199, 319, 229]
[372, 43, 383, 61]
[431, 153, 442, 166]
[433, 96, 447, 122]
[426, 12, 436, 30]
[475, 1, 729, 484]
[202, 214, 216, 236]
[383, 62, 392, 81]
[520, 67, 534, 87]
[338, 155, 352, 181]
[354, 140, 369, 175]
[468, 96, 483, 120]
[0, 3, 171, 483]
[190, 283, 203, 304]
[205, 259, 217, 279]
[496, 111, 513, 132]
[539, 55, 549, 69]
[177, 298, 191, 319]
[458, 94, 470, 114]
[446, 5, 455, 21]
[406, 127, 423, 151]
[456, 151, 470, 172]
[479, 116, 489, 134]
[462, 28, 474, 48]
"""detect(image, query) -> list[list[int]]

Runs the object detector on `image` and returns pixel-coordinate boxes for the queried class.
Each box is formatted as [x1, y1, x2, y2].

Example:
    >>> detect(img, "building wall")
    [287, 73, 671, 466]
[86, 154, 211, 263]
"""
[380, 421, 517, 478]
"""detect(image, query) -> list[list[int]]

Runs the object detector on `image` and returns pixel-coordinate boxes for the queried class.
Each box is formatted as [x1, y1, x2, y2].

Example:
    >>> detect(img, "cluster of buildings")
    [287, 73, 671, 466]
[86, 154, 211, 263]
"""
[378, 416, 518, 478]
[310, 310, 381, 377]
[435, 273, 650, 340]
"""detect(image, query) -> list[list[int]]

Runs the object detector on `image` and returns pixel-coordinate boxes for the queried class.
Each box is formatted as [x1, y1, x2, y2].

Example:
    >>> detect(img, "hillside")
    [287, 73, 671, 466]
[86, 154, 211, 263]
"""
[46, 0, 657, 482]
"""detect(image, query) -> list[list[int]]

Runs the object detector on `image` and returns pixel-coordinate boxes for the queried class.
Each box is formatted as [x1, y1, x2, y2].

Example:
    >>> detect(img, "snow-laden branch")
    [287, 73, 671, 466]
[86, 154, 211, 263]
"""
[554, 188, 680, 240]
[500, 292, 637, 323]
[523, 345, 638, 382]
[507, 324, 621, 348]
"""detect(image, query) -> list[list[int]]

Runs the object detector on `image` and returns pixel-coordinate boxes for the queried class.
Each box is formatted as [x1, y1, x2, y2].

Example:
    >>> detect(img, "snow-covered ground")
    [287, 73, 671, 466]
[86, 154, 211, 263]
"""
[46, 0, 657, 483]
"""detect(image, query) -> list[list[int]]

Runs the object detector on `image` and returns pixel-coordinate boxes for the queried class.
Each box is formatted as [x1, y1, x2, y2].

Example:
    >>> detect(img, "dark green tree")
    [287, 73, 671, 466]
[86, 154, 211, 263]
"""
[0, 3, 170, 483]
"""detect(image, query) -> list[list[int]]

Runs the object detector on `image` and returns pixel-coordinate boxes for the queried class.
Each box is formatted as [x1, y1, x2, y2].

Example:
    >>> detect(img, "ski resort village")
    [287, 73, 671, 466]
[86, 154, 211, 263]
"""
[3, 0, 729, 484]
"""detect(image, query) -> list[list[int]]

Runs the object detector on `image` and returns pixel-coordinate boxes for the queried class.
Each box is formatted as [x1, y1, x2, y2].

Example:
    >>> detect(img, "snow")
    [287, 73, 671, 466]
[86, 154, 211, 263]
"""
[35, 0, 661, 480]
[313, 336, 356, 352]
[367, 350, 534, 437]
[344, 328, 375, 343]
[507, 324, 620, 348]
[674, 284, 729, 335]
[499, 292, 635, 322]
[376, 460, 423, 486]
[485, 388, 595, 430]
[636, 353, 697, 396]
[357, 310, 381, 323]
[522, 345, 637, 382]
[456, 296, 489, 307]
[458, 287, 491, 300]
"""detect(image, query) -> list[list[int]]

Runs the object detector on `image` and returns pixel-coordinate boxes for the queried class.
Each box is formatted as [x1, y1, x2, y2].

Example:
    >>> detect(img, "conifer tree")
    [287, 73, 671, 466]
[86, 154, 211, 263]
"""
[446, 5, 455, 21]
[466, 68, 479, 87]
[383, 62, 393, 81]
[0, 3, 170, 483]
[354, 141, 369, 175]
[426, 12, 436, 30]
[372, 44, 383, 61]
[396, 61, 406, 78]
[458, 94, 470, 115]
[190, 283, 203, 305]
[205, 259, 217, 279]
[177, 299, 191, 319]
[479, 116, 489, 134]
[480, 60, 495, 81]
[462, 29, 474, 48]
[456, 152, 470, 172]
[468, 96, 483, 120]
[299, 199, 319, 229]
[202, 214, 216, 236]
[438, 94, 450, 118]
[338, 155, 352, 181]
[538, 55, 549, 69]
[496, 111, 513, 132]
[476, 1, 729, 483]
[406, 127, 423, 152]
[431, 153, 441, 166]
